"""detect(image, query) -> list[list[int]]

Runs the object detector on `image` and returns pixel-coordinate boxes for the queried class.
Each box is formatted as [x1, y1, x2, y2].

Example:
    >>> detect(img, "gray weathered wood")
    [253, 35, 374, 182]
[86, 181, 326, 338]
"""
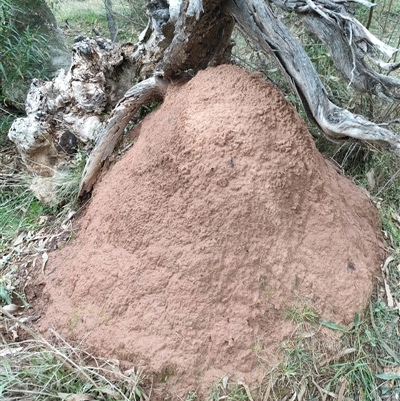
[79, 76, 170, 195]
[8, 0, 400, 201]
[8, 37, 138, 179]
[79, 0, 400, 194]
[269, 0, 400, 100]
[225, 0, 400, 153]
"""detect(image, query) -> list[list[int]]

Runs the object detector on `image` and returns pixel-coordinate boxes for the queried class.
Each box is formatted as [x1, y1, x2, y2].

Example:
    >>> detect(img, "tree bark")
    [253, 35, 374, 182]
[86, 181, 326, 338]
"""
[104, 0, 119, 42]
[7, 0, 400, 201]
[224, 0, 400, 153]
[79, 76, 170, 194]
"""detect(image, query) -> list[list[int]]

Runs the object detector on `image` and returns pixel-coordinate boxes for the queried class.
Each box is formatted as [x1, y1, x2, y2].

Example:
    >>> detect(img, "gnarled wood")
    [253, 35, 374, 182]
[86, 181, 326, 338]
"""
[8, 37, 137, 178]
[303, 15, 400, 101]
[80, 0, 400, 194]
[80, 0, 235, 194]
[8, 0, 400, 200]
[79, 76, 170, 195]
[269, 0, 400, 100]
[225, 0, 400, 153]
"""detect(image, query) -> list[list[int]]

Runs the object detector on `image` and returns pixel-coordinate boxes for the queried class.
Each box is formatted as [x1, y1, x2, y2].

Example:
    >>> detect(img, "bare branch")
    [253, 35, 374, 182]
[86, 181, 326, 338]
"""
[225, 0, 400, 153]
[79, 76, 169, 195]
[269, 0, 400, 100]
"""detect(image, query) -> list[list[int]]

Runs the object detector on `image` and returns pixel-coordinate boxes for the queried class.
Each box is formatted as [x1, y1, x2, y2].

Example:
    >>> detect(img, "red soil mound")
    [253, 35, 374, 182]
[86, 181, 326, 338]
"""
[36, 65, 383, 398]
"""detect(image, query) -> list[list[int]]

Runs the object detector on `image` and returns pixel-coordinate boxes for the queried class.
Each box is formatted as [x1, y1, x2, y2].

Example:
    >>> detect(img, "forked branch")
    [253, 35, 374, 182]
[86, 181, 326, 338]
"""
[269, 0, 400, 100]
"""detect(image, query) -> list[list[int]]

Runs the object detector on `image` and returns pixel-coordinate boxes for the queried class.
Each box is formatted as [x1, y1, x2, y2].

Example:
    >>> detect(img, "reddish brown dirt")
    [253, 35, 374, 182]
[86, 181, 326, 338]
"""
[35, 65, 383, 398]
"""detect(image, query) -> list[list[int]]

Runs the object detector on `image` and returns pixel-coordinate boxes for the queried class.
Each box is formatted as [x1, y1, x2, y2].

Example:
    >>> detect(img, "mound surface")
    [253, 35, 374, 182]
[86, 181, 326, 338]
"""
[36, 65, 383, 397]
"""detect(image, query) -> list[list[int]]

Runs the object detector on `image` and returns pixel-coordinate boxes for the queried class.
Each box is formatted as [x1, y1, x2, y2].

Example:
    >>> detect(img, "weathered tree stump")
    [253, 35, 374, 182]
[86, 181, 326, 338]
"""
[8, 0, 400, 200]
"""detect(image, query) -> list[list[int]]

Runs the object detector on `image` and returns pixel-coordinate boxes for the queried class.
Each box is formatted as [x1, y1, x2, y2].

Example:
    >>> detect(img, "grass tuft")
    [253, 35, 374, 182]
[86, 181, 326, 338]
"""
[284, 305, 320, 325]
[0, 176, 52, 251]
[1, 307, 146, 400]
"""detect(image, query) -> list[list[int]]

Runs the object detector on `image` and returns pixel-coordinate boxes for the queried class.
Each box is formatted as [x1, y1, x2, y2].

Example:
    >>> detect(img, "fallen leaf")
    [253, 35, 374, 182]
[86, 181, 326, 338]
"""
[382, 255, 395, 275]
[11, 328, 18, 340]
[41, 252, 49, 274]
[337, 380, 347, 401]
[297, 382, 306, 401]
[366, 169, 375, 190]
[391, 213, 400, 225]
[38, 215, 49, 225]
[237, 381, 254, 401]
[123, 366, 138, 376]
[262, 381, 272, 401]
[384, 279, 394, 308]
[376, 373, 400, 380]
[319, 348, 356, 367]
[320, 321, 347, 332]
[61, 211, 76, 229]
[300, 331, 316, 338]
[2, 304, 20, 314]
[12, 232, 26, 247]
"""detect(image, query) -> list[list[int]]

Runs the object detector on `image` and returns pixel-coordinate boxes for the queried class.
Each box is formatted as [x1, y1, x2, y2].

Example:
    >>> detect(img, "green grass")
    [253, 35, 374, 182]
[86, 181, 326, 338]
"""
[0, 152, 85, 306]
[284, 305, 320, 325]
[0, 157, 85, 248]
[0, 178, 52, 304]
[0, 0, 51, 110]
[1, 0, 400, 399]
[263, 300, 400, 400]
[47, 0, 147, 46]
[0, 183, 52, 250]
[0, 335, 146, 400]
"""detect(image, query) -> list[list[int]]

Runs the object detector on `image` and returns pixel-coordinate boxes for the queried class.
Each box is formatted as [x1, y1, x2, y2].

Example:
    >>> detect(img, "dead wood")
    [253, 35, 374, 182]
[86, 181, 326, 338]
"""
[270, 0, 400, 100]
[225, 0, 400, 154]
[79, 76, 170, 195]
[7, 0, 400, 200]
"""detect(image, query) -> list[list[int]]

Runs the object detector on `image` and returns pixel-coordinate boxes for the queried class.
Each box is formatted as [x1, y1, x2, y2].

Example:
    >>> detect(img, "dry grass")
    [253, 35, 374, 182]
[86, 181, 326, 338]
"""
[1, 0, 400, 400]
[47, 0, 147, 46]
[1, 308, 147, 400]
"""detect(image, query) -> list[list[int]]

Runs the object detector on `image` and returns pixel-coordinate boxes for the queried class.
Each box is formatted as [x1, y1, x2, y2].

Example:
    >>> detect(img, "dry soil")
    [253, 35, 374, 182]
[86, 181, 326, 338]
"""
[34, 64, 383, 398]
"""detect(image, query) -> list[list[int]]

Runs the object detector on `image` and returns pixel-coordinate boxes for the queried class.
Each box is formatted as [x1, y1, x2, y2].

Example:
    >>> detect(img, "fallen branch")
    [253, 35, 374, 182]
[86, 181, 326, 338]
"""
[79, 76, 169, 195]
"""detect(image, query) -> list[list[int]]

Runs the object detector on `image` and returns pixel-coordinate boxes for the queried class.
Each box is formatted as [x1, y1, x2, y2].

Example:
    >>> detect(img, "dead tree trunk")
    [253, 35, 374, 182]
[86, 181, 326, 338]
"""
[104, 0, 119, 42]
[80, 0, 400, 194]
[8, 0, 400, 199]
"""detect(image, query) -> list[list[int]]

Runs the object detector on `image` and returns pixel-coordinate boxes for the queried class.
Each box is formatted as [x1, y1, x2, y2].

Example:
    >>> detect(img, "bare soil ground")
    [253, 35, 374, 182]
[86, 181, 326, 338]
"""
[32, 65, 384, 399]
